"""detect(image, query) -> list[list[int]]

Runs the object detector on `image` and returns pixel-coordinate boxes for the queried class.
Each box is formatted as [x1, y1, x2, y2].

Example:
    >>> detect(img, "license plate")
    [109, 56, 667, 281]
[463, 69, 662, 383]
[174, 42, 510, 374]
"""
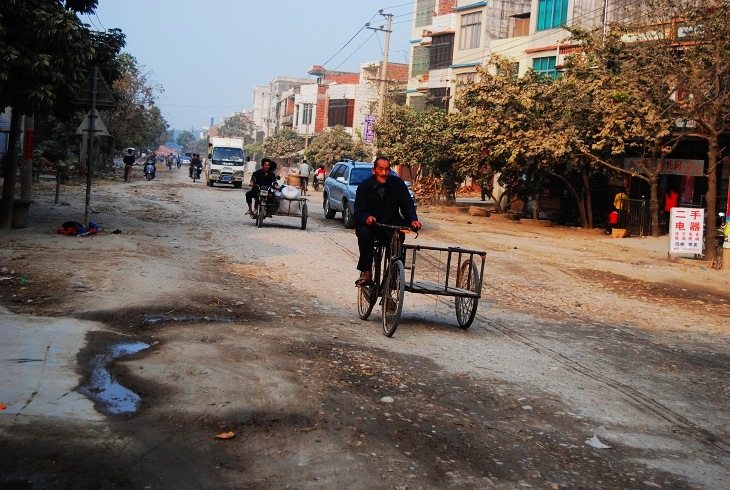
[221, 176, 231, 182]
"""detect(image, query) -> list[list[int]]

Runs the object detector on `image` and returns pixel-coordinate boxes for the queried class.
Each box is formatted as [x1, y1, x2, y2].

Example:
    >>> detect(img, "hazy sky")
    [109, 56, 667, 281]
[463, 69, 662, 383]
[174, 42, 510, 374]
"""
[90, 1, 415, 131]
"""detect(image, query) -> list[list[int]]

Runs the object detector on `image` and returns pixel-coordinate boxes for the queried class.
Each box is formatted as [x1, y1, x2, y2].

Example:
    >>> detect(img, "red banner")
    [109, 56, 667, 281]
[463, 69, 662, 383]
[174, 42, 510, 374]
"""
[23, 129, 34, 160]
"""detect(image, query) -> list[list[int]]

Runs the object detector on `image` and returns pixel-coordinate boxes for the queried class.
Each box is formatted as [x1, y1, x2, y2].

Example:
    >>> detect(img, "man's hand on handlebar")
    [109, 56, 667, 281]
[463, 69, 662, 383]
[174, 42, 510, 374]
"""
[411, 221, 422, 231]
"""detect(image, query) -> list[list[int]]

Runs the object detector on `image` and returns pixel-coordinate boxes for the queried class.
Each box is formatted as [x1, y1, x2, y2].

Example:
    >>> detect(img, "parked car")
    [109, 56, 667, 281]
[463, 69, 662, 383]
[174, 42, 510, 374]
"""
[322, 160, 416, 229]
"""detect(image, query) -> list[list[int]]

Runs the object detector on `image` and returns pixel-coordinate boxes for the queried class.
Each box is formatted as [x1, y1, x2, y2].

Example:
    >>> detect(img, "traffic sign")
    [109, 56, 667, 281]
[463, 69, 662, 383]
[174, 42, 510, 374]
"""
[72, 70, 115, 107]
[76, 108, 110, 136]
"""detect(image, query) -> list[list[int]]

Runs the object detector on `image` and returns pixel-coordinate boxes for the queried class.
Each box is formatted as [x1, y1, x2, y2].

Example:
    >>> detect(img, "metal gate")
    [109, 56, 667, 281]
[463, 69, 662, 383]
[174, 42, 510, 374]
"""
[618, 198, 651, 237]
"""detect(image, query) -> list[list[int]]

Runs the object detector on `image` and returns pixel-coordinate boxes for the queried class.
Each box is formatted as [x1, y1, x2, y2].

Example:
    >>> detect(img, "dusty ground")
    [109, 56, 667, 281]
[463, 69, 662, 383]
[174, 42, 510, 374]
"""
[0, 166, 728, 489]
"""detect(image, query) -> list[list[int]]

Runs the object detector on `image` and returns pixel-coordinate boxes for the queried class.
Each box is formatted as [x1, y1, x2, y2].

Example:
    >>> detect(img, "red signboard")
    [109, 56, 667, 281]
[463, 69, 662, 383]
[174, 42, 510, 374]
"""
[624, 157, 704, 177]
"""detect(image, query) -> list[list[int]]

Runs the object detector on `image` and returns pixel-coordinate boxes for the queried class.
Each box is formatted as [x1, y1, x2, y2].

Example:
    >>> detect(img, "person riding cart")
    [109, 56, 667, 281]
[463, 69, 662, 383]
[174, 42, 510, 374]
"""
[246, 158, 278, 216]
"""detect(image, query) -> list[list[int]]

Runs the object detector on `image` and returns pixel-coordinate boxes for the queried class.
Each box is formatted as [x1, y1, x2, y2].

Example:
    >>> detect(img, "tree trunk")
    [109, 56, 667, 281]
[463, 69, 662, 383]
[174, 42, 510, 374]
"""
[704, 136, 719, 261]
[581, 166, 594, 229]
[649, 174, 660, 238]
[0, 110, 23, 229]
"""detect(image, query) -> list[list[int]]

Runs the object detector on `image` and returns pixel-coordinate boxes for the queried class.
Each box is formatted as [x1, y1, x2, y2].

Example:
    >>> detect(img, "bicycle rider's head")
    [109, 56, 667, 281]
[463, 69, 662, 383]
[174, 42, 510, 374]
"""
[373, 156, 390, 185]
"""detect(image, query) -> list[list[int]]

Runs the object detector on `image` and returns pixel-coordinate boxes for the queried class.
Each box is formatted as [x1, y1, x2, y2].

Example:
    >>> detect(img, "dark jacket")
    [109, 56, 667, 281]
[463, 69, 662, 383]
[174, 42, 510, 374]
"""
[251, 168, 277, 188]
[123, 155, 135, 166]
[354, 174, 417, 227]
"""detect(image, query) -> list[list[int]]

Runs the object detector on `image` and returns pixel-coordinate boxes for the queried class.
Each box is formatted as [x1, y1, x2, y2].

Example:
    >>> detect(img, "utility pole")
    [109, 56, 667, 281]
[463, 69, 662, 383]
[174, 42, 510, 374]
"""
[367, 10, 392, 121]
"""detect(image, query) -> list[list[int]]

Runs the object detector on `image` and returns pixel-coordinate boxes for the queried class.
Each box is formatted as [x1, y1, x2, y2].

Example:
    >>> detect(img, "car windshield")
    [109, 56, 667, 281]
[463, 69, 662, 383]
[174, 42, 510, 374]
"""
[212, 147, 244, 165]
[349, 168, 372, 185]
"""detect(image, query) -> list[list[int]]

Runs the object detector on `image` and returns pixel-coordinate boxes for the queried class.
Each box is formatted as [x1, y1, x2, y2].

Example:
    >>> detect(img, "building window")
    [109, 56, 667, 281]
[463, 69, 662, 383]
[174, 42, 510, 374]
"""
[430, 34, 454, 70]
[416, 0, 436, 28]
[459, 12, 482, 50]
[533, 56, 558, 79]
[302, 103, 313, 125]
[427, 87, 450, 110]
[513, 16, 529, 37]
[455, 72, 479, 94]
[409, 95, 427, 112]
[536, 0, 568, 31]
[328, 99, 354, 127]
[411, 46, 430, 77]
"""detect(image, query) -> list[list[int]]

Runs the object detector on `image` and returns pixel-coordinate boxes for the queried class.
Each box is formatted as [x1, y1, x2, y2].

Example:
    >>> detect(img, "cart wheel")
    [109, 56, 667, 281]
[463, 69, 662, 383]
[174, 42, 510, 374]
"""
[455, 259, 480, 329]
[382, 260, 405, 337]
[256, 205, 265, 228]
[301, 203, 308, 230]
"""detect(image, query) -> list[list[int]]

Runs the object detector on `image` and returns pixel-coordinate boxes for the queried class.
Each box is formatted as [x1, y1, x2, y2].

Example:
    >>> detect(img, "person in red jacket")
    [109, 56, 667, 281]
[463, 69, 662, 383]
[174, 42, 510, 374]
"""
[664, 188, 679, 232]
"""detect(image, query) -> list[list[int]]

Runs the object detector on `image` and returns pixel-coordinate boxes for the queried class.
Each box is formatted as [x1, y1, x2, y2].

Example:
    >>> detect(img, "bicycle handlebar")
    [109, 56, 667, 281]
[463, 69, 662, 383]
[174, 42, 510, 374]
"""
[373, 222, 420, 236]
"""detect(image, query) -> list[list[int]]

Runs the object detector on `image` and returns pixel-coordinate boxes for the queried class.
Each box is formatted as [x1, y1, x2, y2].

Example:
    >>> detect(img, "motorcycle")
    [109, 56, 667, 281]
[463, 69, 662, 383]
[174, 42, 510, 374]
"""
[190, 164, 202, 182]
[143, 159, 156, 181]
[313, 174, 325, 191]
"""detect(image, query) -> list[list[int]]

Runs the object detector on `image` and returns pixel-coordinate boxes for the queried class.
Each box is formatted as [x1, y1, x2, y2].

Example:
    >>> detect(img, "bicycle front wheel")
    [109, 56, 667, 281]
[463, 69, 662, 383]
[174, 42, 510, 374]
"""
[357, 283, 376, 320]
[382, 260, 405, 337]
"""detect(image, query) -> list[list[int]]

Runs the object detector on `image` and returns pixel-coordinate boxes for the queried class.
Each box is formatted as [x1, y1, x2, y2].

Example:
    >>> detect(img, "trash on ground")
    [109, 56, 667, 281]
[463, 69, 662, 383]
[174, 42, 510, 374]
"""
[585, 435, 612, 449]
[216, 431, 235, 439]
[56, 220, 101, 236]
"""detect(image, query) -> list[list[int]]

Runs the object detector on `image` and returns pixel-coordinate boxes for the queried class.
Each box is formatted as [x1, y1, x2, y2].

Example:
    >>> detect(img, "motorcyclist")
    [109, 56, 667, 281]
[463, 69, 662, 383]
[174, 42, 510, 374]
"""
[189, 153, 202, 179]
[246, 158, 278, 216]
[144, 151, 157, 179]
[313, 164, 326, 190]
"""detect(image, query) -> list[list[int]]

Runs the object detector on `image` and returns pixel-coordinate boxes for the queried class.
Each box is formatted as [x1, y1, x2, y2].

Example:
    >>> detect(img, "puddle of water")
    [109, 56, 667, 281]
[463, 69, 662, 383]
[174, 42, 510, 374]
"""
[144, 315, 233, 325]
[79, 341, 149, 415]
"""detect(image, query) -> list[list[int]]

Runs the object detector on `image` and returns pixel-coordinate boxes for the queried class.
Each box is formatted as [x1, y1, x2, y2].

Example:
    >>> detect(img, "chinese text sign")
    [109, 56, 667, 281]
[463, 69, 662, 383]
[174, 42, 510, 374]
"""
[669, 207, 704, 254]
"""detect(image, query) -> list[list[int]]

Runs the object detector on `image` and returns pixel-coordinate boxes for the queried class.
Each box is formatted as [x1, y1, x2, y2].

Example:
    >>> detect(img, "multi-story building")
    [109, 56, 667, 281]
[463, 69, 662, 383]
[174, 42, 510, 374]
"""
[490, 0, 637, 79]
[265, 62, 408, 148]
[251, 77, 315, 141]
[407, 0, 532, 112]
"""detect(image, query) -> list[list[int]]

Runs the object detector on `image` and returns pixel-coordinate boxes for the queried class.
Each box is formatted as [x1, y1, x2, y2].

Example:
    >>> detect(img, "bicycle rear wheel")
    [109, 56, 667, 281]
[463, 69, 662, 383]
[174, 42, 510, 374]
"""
[455, 259, 480, 329]
[382, 260, 405, 337]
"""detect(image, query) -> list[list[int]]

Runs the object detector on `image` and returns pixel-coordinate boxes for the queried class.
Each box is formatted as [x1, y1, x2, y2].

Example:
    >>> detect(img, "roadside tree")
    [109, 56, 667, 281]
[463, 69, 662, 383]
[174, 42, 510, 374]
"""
[263, 129, 301, 165]
[0, 0, 125, 229]
[303, 126, 371, 168]
[101, 54, 163, 162]
[176, 131, 196, 154]
[636, 0, 730, 258]
[217, 112, 255, 145]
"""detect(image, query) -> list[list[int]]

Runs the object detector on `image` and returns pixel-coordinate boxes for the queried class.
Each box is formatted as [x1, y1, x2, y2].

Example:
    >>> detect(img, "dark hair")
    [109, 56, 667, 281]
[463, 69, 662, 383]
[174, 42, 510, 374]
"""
[261, 158, 272, 165]
[373, 156, 390, 168]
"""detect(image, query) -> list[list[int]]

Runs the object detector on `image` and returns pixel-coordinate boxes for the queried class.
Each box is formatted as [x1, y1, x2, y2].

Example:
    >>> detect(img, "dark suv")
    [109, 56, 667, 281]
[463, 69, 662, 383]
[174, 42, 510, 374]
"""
[322, 160, 416, 229]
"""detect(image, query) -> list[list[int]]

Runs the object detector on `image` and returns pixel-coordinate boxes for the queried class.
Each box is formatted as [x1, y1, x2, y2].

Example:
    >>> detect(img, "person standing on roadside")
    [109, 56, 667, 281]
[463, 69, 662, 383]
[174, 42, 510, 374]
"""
[614, 186, 629, 228]
[122, 148, 136, 182]
[664, 187, 679, 233]
[298, 159, 311, 191]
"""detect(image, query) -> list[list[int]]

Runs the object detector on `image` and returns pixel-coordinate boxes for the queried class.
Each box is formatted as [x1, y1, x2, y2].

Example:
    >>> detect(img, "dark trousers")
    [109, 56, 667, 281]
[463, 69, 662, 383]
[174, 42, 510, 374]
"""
[356, 225, 402, 272]
[245, 186, 259, 205]
[124, 165, 132, 182]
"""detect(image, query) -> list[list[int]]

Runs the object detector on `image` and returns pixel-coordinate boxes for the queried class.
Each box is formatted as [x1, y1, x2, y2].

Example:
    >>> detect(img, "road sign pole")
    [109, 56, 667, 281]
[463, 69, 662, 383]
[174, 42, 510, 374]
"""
[84, 66, 98, 227]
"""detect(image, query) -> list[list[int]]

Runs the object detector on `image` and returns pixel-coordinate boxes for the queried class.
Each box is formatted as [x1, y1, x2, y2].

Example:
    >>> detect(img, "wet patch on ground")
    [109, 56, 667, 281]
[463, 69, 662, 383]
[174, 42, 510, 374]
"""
[573, 267, 729, 306]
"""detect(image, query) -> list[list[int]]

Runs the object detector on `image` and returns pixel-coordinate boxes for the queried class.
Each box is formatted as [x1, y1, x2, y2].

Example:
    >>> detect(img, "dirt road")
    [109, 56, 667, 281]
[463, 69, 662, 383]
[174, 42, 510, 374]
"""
[0, 167, 728, 489]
